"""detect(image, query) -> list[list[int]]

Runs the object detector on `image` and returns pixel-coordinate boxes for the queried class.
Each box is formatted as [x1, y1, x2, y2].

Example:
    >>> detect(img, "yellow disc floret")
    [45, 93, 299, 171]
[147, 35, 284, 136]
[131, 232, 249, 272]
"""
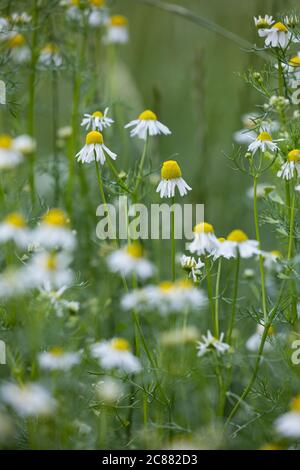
[176, 279, 193, 289]
[257, 131, 272, 141]
[45, 253, 57, 271]
[110, 15, 128, 27]
[161, 160, 182, 180]
[126, 242, 143, 258]
[138, 110, 157, 121]
[86, 130, 103, 145]
[270, 250, 281, 258]
[8, 33, 25, 48]
[291, 394, 300, 412]
[42, 43, 58, 54]
[194, 222, 214, 234]
[50, 346, 64, 356]
[90, 0, 105, 6]
[92, 111, 103, 118]
[288, 149, 300, 162]
[111, 338, 130, 351]
[289, 56, 300, 67]
[273, 22, 288, 32]
[4, 212, 26, 228]
[218, 237, 226, 242]
[43, 208, 68, 227]
[0, 135, 13, 149]
[227, 229, 248, 243]
[159, 281, 173, 291]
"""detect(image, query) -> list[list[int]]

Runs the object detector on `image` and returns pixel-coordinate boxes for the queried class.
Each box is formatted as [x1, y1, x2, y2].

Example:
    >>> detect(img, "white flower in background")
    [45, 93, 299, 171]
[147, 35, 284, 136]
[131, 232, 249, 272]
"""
[107, 242, 155, 280]
[40, 283, 80, 317]
[33, 208, 76, 251]
[81, 108, 114, 131]
[63, 0, 82, 22]
[94, 377, 125, 404]
[0, 17, 9, 39]
[0, 383, 56, 417]
[246, 324, 273, 352]
[25, 251, 73, 289]
[122, 280, 206, 316]
[287, 54, 300, 88]
[125, 109, 171, 140]
[275, 395, 300, 437]
[10, 12, 32, 25]
[233, 113, 258, 145]
[188, 222, 219, 256]
[39, 43, 63, 67]
[213, 237, 235, 260]
[76, 130, 117, 164]
[38, 347, 80, 371]
[91, 338, 141, 374]
[6, 33, 31, 63]
[262, 250, 282, 270]
[0, 134, 23, 169]
[0, 268, 30, 298]
[254, 15, 274, 29]
[105, 15, 129, 44]
[88, 0, 108, 27]
[246, 183, 276, 200]
[0, 212, 30, 248]
[216, 229, 260, 259]
[180, 255, 204, 281]
[277, 149, 300, 180]
[160, 326, 199, 347]
[13, 134, 36, 155]
[156, 160, 191, 198]
[57, 126, 72, 139]
[197, 331, 230, 357]
[258, 21, 292, 48]
[247, 131, 279, 155]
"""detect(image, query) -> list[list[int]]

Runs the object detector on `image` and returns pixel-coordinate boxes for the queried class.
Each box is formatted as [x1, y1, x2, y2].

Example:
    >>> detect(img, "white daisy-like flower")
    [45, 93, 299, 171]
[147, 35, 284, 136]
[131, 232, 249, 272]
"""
[254, 15, 274, 29]
[188, 222, 219, 256]
[275, 395, 300, 437]
[81, 108, 114, 131]
[156, 160, 191, 198]
[262, 250, 282, 270]
[0, 268, 30, 298]
[0, 382, 56, 417]
[277, 149, 300, 180]
[39, 283, 80, 317]
[94, 377, 125, 404]
[180, 255, 204, 281]
[107, 242, 155, 280]
[287, 54, 300, 88]
[57, 126, 72, 139]
[91, 337, 141, 374]
[246, 324, 273, 352]
[24, 251, 73, 289]
[197, 330, 230, 357]
[39, 43, 62, 68]
[216, 229, 260, 259]
[10, 12, 32, 25]
[121, 279, 207, 316]
[0, 212, 30, 248]
[76, 130, 117, 164]
[88, 0, 108, 27]
[6, 32, 31, 63]
[125, 109, 171, 140]
[33, 208, 76, 251]
[38, 347, 81, 371]
[105, 15, 129, 44]
[0, 134, 23, 169]
[234, 114, 279, 145]
[213, 237, 235, 260]
[258, 21, 292, 49]
[13, 134, 36, 155]
[160, 326, 199, 347]
[247, 131, 279, 155]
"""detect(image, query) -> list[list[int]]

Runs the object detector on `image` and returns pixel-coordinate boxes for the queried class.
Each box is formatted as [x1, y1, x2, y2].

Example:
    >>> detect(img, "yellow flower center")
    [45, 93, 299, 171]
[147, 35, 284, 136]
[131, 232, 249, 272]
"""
[218, 237, 226, 242]
[92, 111, 103, 118]
[227, 229, 248, 243]
[42, 43, 58, 54]
[289, 56, 300, 67]
[50, 347, 64, 356]
[90, 0, 105, 6]
[257, 131, 272, 141]
[110, 15, 128, 27]
[0, 135, 13, 149]
[175, 279, 192, 289]
[194, 222, 214, 234]
[4, 212, 26, 228]
[70, 0, 80, 5]
[161, 160, 182, 180]
[111, 338, 130, 351]
[43, 208, 68, 227]
[45, 254, 57, 271]
[267, 325, 274, 336]
[8, 33, 25, 48]
[86, 131, 103, 145]
[288, 149, 300, 162]
[126, 242, 143, 258]
[138, 110, 157, 121]
[291, 395, 300, 412]
[159, 281, 173, 291]
[273, 22, 288, 32]
[270, 250, 281, 258]
[260, 443, 282, 450]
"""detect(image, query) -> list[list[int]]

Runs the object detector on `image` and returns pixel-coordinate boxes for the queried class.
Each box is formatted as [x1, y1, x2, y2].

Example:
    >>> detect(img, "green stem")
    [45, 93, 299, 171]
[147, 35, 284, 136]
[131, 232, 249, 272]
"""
[288, 191, 295, 260]
[205, 256, 214, 329]
[105, 158, 133, 195]
[226, 253, 240, 344]
[134, 138, 149, 195]
[214, 258, 222, 338]
[171, 196, 176, 281]
[52, 68, 60, 205]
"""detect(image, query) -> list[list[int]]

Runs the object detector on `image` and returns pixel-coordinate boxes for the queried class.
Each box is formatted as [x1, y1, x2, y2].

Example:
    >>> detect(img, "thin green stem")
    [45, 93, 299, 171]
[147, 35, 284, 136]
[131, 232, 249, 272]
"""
[214, 258, 222, 338]
[105, 158, 133, 195]
[134, 138, 149, 196]
[205, 256, 214, 329]
[227, 253, 240, 345]
[52, 69, 60, 205]
[171, 196, 176, 281]
[288, 191, 295, 260]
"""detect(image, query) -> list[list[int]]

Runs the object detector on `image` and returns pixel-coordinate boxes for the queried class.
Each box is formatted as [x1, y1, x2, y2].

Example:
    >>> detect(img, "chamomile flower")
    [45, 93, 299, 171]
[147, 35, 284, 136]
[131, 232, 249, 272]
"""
[6, 32, 30, 63]
[39, 43, 62, 68]
[263, 250, 282, 270]
[277, 149, 300, 180]
[254, 15, 274, 29]
[0, 134, 23, 169]
[275, 395, 300, 437]
[216, 229, 260, 259]
[107, 242, 155, 280]
[287, 54, 300, 88]
[180, 255, 204, 280]
[160, 326, 199, 347]
[39, 283, 80, 317]
[76, 130, 117, 164]
[156, 160, 191, 198]
[197, 331, 230, 357]
[125, 109, 171, 140]
[188, 222, 219, 256]
[88, 0, 108, 27]
[105, 15, 129, 44]
[258, 21, 292, 49]
[95, 377, 125, 404]
[0, 213, 30, 247]
[38, 347, 80, 371]
[25, 251, 73, 289]
[13, 134, 36, 155]
[81, 108, 114, 131]
[10, 12, 32, 25]
[1, 382, 56, 417]
[91, 338, 141, 374]
[247, 131, 279, 155]
[34, 209, 76, 251]
[0, 268, 30, 298]
[246, 324, 273, 352]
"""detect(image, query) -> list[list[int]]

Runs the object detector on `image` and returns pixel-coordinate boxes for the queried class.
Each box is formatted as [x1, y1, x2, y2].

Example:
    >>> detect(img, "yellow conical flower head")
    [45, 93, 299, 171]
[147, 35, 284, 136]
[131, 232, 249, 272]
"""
[45, 253, 57, 271]
[86, 130, 103, 145]
[0, 135, 13, 149]
[138, 109, 157, 121]
[161, 160, 182, 180]
[218, 237, 226, 242]
[42, 43, 58, 54]
[288, 149, 300, 162]
[227, 229, 248, 243]
[273, 22, 288, 32]
[8, 33, 25, 48]
[110, 15, 128, 27]
[159, 281, 173, 292]
[4, 213, 26, 228]
[291, 394, 300, 412]
[126, 242, 143, 258]
[111, 338, 130, 351]
[92, 111, 103, 118]
[50, 347, 64, 356]
[289, 56, 300, 67]
[43, 209, 68, 227]
[257, 131, 272, 141]
[194, 222, 214, 234]
[270, 250, 281, 258]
